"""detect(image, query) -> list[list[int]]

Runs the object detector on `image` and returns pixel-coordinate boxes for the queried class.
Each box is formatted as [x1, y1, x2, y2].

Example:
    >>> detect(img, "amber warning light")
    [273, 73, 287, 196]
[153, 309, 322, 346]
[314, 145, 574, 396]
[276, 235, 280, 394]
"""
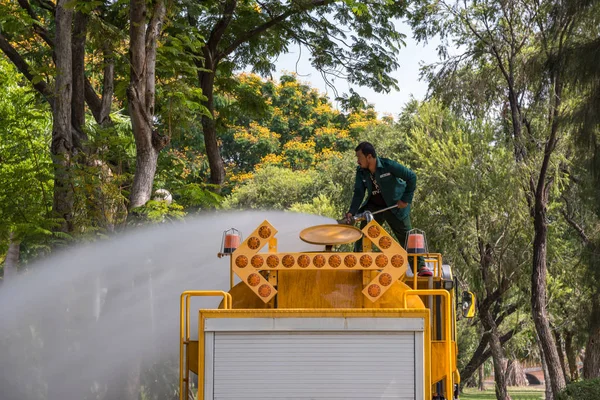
[218, 228, 242, 258]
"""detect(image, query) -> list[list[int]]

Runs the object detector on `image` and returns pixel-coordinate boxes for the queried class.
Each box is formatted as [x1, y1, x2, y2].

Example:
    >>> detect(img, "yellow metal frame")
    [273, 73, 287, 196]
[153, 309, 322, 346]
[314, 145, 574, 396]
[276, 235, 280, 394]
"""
[231, 220, 410, 303]
[401, 289, 454, 400]
[194, 308, 432, 400]
[179, 291, 232, 400]
[407, 253, 443, 288]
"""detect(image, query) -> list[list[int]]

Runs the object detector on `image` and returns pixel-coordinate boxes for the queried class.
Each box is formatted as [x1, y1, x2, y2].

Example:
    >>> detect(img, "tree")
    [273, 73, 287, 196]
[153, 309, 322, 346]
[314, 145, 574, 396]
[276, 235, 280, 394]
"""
[185, 0, 407, 185]
[557, 7, 600, 376]
[407, 0, 596, 395]
[217, 73, 362, 179]
[126, 0, 167, 209]
[393, 100, 531, 398]
[0, 0, 116, 231]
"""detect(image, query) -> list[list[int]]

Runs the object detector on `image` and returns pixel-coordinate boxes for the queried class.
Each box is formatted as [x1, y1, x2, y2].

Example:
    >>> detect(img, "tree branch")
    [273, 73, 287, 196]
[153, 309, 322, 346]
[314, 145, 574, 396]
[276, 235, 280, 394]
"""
[207, 0, 238, 63]
[0, 33, 54, 108]
[561, 209, 589, 244]
[460, 323, 522, 387]
[31, 0, 55, 13]
[17, 0, 54, 48]
[16, 0, 110, 124]
[219, 0, 333, 60]
[495, 302, 519, 327]
[480, 325, 522, 362]
[145, 0, 167, 53]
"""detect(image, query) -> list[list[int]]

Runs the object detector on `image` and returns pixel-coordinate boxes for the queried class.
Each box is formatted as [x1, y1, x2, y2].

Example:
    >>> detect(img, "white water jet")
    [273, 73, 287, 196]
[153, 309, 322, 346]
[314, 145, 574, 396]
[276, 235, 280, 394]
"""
[0, 210, 333, 400]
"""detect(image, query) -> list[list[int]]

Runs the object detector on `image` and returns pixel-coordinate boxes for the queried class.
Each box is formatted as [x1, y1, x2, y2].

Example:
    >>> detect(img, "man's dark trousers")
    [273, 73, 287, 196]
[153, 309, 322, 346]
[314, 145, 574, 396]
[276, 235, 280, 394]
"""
[354, 204, 426, 271]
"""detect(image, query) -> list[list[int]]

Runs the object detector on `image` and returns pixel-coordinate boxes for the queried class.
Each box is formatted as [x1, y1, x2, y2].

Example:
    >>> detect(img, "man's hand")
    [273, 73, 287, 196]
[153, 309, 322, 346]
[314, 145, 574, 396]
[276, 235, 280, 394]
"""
[397, 200, 408, 209]
[345, 212, 353, 224]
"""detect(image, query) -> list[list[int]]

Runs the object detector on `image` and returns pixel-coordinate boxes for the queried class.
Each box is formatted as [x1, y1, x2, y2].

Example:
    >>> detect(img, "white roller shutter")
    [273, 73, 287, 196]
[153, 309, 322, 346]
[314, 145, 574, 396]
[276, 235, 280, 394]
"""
[203, 317, 424, 400]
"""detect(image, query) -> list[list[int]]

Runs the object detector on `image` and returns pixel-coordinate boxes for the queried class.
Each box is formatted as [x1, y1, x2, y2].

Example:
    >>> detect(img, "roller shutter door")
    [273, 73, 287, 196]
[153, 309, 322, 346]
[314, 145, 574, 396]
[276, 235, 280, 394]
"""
[202, 317, 424, 400]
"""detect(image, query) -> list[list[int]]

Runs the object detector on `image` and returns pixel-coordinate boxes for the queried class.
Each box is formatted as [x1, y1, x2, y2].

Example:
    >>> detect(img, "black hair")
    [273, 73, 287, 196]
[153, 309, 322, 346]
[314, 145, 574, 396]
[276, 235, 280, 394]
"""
[355, 142, 377, 158]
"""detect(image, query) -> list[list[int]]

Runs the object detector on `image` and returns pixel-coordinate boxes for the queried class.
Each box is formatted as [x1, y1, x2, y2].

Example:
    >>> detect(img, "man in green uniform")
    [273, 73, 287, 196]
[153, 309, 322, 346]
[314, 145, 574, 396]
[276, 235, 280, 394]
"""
[346, 142, 431, 276]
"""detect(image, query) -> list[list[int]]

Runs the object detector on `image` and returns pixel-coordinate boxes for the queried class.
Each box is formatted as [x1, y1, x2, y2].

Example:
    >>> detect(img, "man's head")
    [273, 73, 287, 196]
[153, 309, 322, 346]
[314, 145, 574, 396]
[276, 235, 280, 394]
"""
[355, 142, 377, 170]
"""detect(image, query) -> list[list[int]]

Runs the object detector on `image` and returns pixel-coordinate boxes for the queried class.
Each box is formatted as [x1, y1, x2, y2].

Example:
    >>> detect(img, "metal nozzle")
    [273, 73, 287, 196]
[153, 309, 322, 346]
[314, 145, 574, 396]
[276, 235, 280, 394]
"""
[336, 210, 373, 225]
[337, 204, 400, 225]
[353, 210, 374, 223]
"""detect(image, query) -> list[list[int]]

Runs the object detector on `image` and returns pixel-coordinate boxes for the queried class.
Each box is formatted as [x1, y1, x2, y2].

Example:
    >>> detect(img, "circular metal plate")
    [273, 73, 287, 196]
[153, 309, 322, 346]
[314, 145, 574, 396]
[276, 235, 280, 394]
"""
[299, 224, 363, 246]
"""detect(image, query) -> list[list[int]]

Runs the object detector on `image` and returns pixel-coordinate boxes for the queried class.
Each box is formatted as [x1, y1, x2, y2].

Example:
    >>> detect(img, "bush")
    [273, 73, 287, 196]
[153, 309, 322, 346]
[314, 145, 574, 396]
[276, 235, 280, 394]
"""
[557, 378, 600, 400]
[223, 166, 321, 210]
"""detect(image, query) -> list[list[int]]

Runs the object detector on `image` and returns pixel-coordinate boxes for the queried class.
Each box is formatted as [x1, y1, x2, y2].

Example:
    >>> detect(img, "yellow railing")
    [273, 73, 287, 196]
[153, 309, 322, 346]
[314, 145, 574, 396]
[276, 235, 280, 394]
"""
[179, 291, 232, 400]
[408, 253, 443, 289]
[401, 289, 452, 400]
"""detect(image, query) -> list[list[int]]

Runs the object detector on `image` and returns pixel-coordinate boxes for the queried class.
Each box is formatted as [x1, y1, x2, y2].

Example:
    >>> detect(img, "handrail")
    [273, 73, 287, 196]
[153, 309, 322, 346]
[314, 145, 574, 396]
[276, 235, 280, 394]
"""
[401, 289, 452, 400]
[179, 291, 232, 400]
[409, 253, 443, 289]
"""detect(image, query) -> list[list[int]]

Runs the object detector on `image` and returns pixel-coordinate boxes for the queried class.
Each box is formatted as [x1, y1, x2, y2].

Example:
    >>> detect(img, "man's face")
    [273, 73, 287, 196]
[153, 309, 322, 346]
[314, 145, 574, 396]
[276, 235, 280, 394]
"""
[356, 150, 370, 169]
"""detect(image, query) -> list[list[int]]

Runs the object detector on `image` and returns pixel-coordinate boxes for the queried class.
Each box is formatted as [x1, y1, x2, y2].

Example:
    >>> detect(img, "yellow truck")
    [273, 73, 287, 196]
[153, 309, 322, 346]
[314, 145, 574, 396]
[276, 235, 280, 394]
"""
[179, 218, 475, 400]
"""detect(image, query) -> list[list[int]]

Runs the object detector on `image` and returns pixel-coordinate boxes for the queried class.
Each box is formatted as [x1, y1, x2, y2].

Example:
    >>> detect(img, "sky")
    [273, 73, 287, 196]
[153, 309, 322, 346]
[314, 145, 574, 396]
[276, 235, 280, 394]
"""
[269, 20, 442, 118]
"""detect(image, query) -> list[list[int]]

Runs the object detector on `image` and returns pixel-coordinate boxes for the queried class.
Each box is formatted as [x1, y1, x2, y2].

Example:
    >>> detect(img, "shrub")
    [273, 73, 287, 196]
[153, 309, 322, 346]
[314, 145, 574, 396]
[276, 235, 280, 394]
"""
[557, 378, 600, 400]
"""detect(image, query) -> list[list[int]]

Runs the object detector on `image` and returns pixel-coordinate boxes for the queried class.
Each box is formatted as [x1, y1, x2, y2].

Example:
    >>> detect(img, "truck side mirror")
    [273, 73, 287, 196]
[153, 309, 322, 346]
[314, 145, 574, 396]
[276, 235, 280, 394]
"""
[462, 291, 476, 318]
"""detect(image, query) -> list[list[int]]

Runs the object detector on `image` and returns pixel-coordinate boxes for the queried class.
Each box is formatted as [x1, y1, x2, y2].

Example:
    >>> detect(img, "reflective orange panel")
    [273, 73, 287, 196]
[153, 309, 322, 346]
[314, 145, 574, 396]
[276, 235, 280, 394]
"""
[247, 237, 261, 250]
[235, 255, 248, 268]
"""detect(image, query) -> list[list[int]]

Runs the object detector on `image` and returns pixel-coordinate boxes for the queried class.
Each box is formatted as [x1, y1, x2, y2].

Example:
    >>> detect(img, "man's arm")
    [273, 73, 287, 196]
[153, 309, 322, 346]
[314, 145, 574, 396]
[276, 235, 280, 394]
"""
[348, 168, 366, 215]
[388, 160, 417, 204]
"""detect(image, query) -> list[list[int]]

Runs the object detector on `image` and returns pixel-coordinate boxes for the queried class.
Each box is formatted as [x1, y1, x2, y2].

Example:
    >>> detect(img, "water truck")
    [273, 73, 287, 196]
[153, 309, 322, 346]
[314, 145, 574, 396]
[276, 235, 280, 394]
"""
[179, 217, 476, 400]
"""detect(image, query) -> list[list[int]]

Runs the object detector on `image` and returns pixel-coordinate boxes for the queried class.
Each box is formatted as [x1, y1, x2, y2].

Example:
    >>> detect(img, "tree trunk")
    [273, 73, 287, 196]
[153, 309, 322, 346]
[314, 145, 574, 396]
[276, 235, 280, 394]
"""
[478, 362, 485, 391]
[129, 143, 160, 208]
[481, 310, 511, 400]
[3, 232, 20, 281]
[564, 331, 579, 381]
[507, 83, 526, 162]
[540, 347, 553, 400]
[460, 324, 519, 388]
[531, 193, 567, 397]
[71, 10, 89, 144]
[583, 291, 600, 378]
[52, 0, 74, 233]
[127, 0, 166, 209]
[462, 333, 491, 391]
[99, 43, 115, 126]
[199, 68, 225, 186]
[554, 330, 569, 383]
[505, 359, 528, 387]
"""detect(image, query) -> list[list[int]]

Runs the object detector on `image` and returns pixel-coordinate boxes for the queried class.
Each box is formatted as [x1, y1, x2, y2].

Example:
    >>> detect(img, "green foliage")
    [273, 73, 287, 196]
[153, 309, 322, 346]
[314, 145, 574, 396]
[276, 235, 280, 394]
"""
[290, 194, 339, 220]
[223, 166, 321, 210]
[191, 0, 408, 92]
[216, 73, 388, 207]
[218, 74, 358, 175]
[68, 112, 136, 232]
[139, 359, 180, 400]
[129, 200, 186, 224]
[281, 139, 316, 170]
[393, 101, 530, 287]
[223, 122, 281, 171]
[456, 319, 480, 373]
[175, 183, 223, 211]
[558, 379, 600, 400]
[0, 57, 56, 263]
[155, 24, 210, 140]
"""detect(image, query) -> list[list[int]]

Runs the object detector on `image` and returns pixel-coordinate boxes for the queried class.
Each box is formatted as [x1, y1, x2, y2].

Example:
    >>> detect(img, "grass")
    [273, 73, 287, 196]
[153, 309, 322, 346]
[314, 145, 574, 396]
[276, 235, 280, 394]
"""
[460, 387, 544, 400]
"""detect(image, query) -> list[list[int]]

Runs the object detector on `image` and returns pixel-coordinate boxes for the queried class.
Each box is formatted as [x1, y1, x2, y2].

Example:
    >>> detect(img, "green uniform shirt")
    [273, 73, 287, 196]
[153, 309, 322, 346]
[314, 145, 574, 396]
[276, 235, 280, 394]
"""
[348, 157, 416, 220]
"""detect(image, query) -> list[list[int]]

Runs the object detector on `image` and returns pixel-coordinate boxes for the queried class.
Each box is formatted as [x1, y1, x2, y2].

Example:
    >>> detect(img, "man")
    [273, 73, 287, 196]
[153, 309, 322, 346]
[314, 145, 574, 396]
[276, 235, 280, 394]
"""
[346, 142, 431, 276]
